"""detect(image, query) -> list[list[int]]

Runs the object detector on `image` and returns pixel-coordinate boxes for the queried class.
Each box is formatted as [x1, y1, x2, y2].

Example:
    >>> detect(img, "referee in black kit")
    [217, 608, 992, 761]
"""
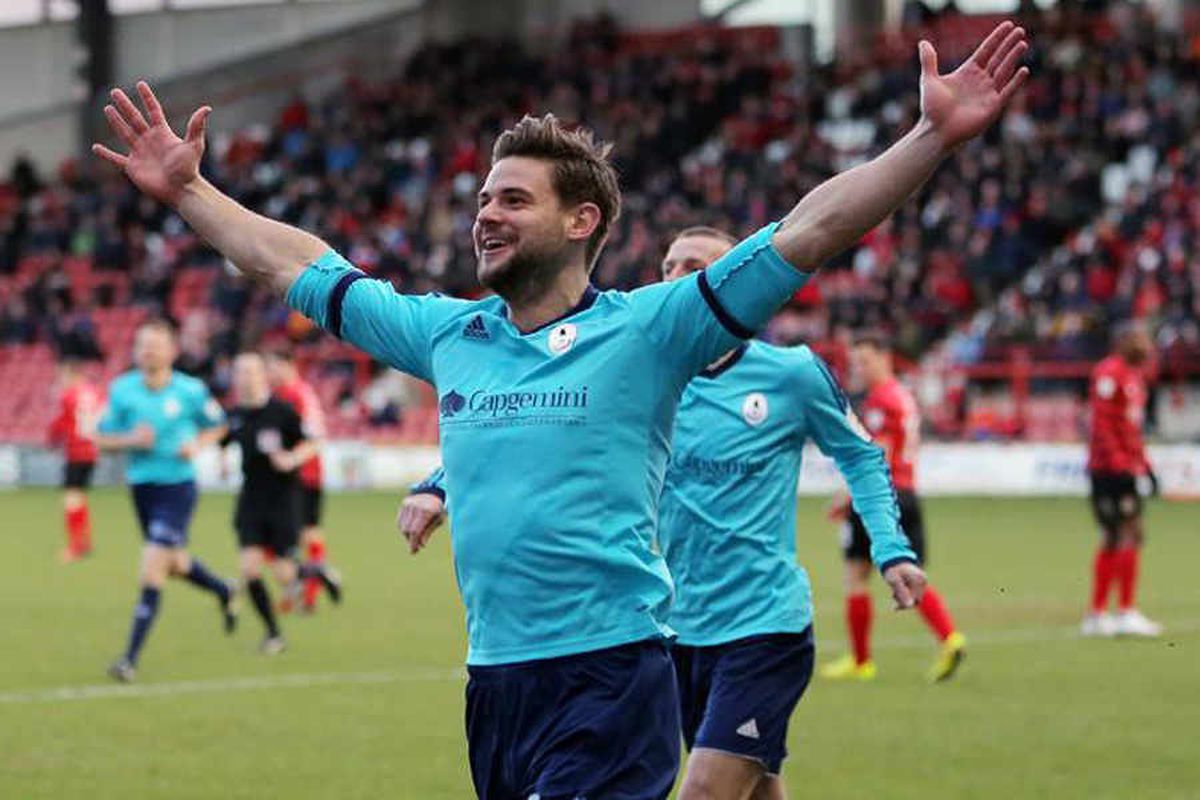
[223, 352, 341, 654]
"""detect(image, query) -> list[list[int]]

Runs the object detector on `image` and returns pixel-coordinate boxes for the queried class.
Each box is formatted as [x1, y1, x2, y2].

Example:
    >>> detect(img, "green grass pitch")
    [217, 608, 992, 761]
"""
[0, 489, 1196, 799]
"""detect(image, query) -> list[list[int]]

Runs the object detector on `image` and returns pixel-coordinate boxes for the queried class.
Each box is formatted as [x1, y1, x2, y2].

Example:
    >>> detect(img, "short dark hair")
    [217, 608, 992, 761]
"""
[675, 226, 738, 246]
[492, 114, 621, 271]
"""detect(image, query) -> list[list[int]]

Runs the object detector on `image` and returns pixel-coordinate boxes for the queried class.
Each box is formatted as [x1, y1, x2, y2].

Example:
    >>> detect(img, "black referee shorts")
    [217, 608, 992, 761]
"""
[235, 493, 302, 558]
[842, 489, 927, 565]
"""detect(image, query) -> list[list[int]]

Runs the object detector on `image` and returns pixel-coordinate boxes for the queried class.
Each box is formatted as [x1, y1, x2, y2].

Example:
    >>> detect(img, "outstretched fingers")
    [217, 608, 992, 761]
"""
[970, 20, 1015, 69]
[109, 88, 148, 134]
[185, 106, 212, 144]
[992, 37, 1029, 87]
[91, 143, 129, 169]
[918, 39, 938, 78]
[136, 81, 167, 127]
[103, 104, 137, 146]
[986, 26, 1026, 77]
[998, 66, 1031, 107]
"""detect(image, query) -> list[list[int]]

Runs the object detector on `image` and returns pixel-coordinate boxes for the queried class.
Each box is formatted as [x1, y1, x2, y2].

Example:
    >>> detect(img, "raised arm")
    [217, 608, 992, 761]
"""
[772, 22, 1030, 270]
[93, 81, 325, 295]
[799, 357, 925, 609]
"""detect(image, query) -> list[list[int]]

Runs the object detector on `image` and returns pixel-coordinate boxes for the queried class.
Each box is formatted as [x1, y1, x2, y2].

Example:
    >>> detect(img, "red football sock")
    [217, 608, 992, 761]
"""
[1116, 546, 1140, 611]
[918, 585, 957, 641]
[65, 505, 90, 555]
[303, 535, 327, 608]
[1091, 548, 1117, 613]
[847, 593, 873, 665]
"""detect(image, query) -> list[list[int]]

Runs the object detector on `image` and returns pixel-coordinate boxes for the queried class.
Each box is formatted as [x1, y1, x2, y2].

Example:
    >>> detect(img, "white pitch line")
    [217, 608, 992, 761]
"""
[0, 667, 464, 705]
[1, 620, 1194, 705]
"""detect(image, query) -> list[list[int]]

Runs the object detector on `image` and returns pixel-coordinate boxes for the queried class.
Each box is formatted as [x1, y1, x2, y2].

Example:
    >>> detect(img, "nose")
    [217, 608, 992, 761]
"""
[475, 199, 503, 227]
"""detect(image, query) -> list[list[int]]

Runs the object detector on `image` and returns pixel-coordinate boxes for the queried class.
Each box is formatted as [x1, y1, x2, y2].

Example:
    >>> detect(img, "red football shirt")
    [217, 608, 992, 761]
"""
[861, 376, 919, 492]
[274, 377, 326, 488]
[48, 381, 102, 464]
[1088, 354, 1149, 475]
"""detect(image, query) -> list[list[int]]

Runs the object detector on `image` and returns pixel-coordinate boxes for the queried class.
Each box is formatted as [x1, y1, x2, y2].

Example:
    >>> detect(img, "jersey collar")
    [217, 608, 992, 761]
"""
[508, 285, 599, 335]
[699, 343, 749, 379]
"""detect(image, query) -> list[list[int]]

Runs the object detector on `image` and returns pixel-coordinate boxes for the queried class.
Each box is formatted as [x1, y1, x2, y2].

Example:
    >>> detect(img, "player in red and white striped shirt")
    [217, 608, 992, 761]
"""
[1083, 322, 1161, 637]
[47, 357, 103, 562]
[267, 348, 340, 612]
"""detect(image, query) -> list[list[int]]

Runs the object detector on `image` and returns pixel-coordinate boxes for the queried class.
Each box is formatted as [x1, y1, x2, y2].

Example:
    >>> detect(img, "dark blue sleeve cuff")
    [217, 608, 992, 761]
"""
[878, 556, 919, 576]
[327, 272, 367, 338]
[696, 270, 754, 339]
[408, 484, 446, 502]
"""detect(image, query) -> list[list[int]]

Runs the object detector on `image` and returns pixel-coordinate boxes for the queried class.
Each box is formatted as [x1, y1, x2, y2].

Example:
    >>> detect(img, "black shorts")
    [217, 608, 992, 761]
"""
[1089, 471, 1142, 534]
[235, 493, 301, 558]
[300, 486, 323, 528]
[843, 489, 926, 564]
[63, 461, 95, 490]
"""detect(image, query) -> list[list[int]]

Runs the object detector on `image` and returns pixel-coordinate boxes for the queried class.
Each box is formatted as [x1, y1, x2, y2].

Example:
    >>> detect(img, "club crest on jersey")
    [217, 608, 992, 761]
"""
[741, 392, 769, 426]
[864, 408, 885, 434]
[163, 397, 181, 418]
[548, 323, 577, 355]
[1096, 376, 1116, 399]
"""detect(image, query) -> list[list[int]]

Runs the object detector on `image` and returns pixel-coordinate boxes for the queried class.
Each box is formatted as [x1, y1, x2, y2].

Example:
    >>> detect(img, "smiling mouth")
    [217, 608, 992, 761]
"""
[481, 237, 512, 254]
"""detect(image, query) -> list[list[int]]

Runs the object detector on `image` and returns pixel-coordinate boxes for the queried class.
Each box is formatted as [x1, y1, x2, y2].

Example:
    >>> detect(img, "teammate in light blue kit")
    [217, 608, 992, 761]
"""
[95, 28, 1028, 794]
[405, 228, 916, 799]
[95, 319, 235, 682]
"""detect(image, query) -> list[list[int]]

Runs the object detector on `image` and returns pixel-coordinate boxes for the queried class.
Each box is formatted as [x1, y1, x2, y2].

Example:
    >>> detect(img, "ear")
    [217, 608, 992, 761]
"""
[564, 202, 602, 245]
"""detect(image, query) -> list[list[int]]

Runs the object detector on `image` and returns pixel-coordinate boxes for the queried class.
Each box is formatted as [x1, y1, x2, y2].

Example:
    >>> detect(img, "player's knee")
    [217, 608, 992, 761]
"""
[845, 559, 872, 593]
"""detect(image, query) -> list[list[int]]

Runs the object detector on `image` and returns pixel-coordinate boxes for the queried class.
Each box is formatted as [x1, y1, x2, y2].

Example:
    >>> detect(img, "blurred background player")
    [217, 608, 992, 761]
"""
[222, 352, 339, 655]
[47, 356, 103, 562]
[94, 319, 236, 682]
[266, 348, 338, 614]
[1082, 322, 1161, 638]
[823, 335, 966, 683]
[402, 227, 923, 800]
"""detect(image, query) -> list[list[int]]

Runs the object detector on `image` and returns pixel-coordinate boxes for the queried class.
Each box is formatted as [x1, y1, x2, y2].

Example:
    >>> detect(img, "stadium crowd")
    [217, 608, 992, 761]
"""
[1, 3, 1198, 421]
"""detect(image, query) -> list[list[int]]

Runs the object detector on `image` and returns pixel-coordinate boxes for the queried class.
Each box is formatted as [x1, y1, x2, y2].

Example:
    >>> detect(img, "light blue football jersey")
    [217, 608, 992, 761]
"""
[287, 223, 808, 666]
[98, 370, 225, 485]
[659, 341, 915, 646]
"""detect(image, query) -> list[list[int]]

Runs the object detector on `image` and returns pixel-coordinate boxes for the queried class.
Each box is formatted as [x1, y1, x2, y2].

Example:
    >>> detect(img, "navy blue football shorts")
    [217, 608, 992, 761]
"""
[465, 638, 681, 800]
[131, 481, 197, 549]
[672, 627, 815, 776]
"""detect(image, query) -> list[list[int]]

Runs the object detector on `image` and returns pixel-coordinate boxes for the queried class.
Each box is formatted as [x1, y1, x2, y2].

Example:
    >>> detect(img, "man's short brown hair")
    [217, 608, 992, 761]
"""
[675, 226, 738, 246]
[492, 114, 621, 271]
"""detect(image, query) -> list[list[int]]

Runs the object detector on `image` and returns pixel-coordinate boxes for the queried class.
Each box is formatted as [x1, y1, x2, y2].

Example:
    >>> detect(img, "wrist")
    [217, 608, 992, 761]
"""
[174, 175, 211, 213]
[911, 116, 955, 159]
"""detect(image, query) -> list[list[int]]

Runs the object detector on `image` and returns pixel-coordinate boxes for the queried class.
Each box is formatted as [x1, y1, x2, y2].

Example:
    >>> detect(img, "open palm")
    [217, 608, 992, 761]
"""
[93, 81, 211, 207]
[919, 22, 1030, 150]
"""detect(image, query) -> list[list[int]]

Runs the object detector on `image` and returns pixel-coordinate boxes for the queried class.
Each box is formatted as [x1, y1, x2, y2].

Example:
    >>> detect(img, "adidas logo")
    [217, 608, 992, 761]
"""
[462, 315, 490, 340]
[736, 718, 760, 740]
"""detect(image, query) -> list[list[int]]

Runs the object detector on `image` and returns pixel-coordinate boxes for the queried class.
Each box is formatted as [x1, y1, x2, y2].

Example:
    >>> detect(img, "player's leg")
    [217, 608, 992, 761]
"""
[60, 463, 94, 561]
[1083, 473, 1121, 636]
[299, 488, 341, 608]
[821, 514, 875, 680]
[152, 482, 236, 632]
[901, 494, 966, 682]
[678, 630, 814, 800]
[108, 541, 172, 682]
[1111, 485, 1160, 636]
[751, 776, 787, 800]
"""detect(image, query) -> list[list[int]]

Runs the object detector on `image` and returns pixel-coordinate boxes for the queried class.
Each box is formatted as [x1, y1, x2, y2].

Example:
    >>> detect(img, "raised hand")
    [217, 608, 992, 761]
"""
[918, 21, 1030, 150]
[92, 81, 211, 207]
